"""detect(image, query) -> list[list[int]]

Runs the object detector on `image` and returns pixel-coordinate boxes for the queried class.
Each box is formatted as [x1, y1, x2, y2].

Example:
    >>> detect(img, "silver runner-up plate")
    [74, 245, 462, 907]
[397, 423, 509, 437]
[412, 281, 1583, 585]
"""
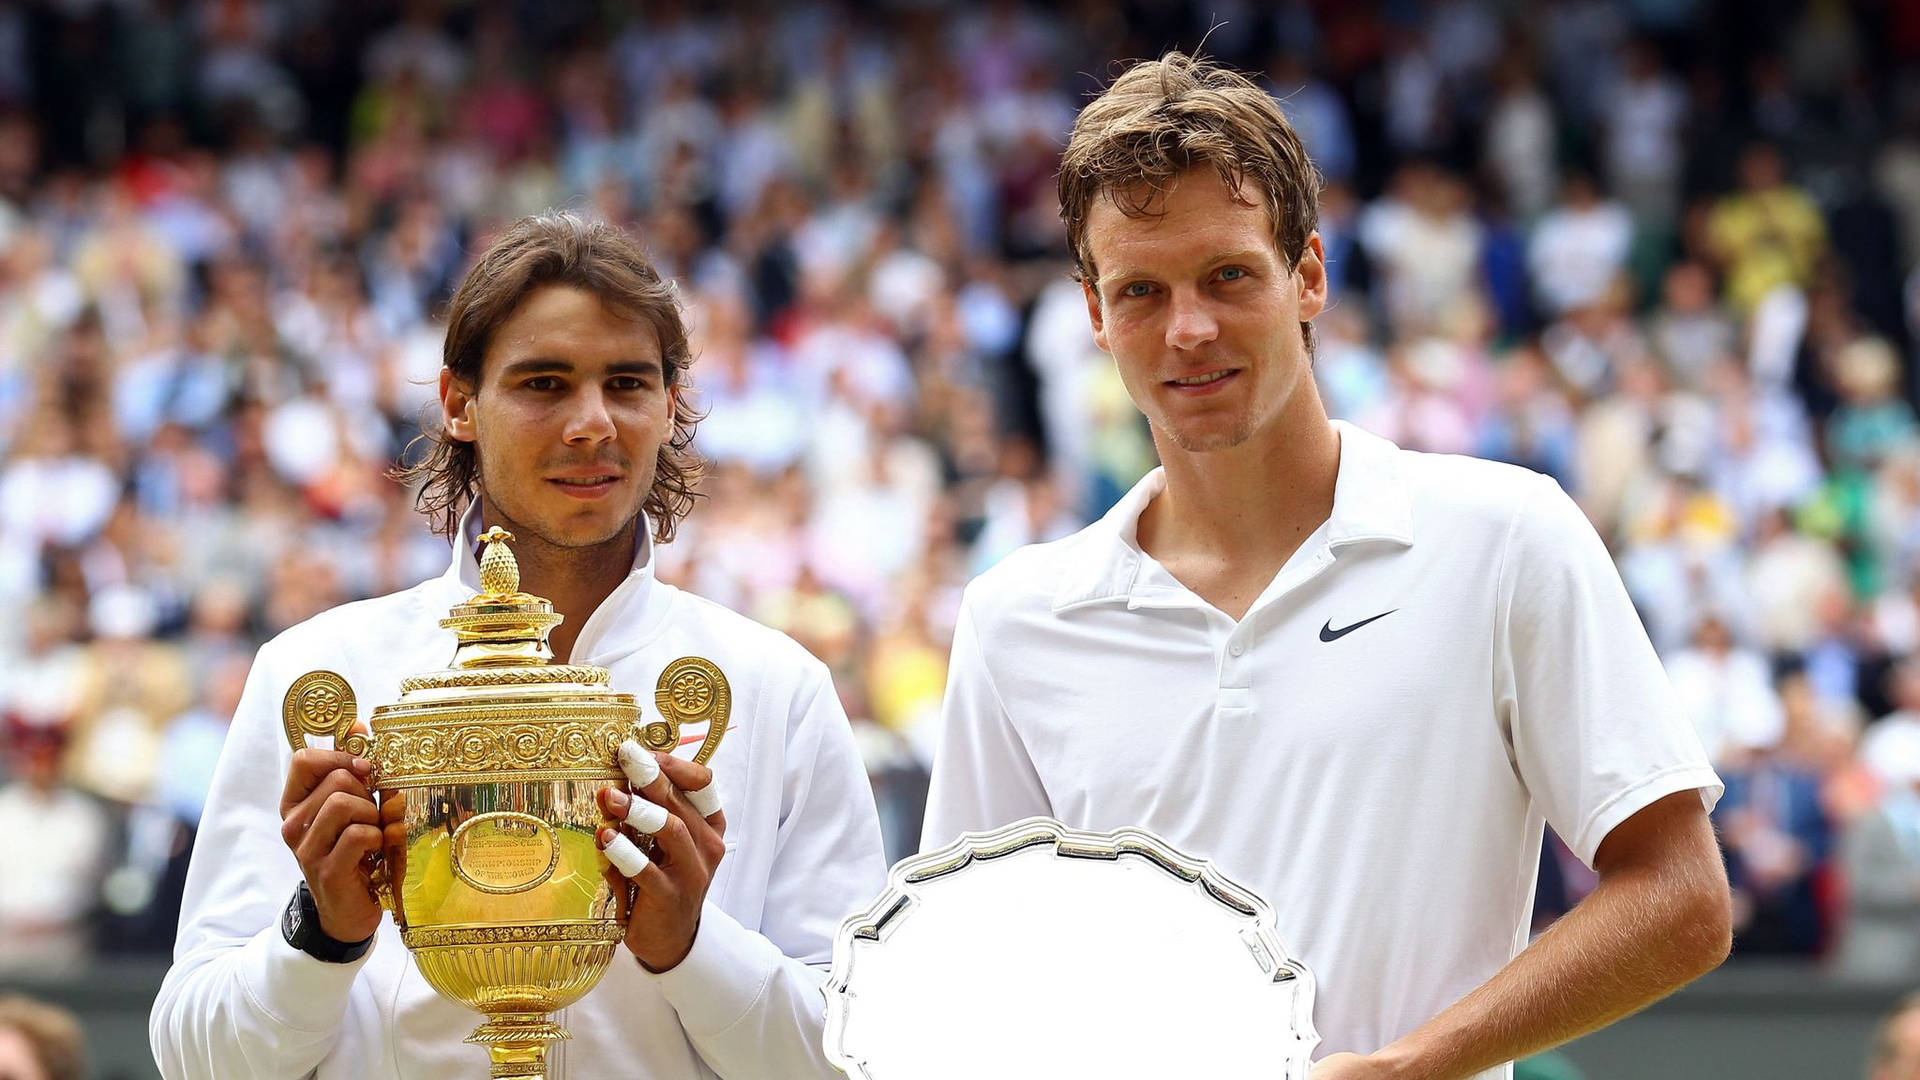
[824, 816, 1319, 1078]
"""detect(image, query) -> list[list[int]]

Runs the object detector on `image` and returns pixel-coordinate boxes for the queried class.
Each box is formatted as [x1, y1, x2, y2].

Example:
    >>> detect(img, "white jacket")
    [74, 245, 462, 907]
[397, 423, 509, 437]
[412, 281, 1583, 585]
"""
[150, 520, 887, 1079]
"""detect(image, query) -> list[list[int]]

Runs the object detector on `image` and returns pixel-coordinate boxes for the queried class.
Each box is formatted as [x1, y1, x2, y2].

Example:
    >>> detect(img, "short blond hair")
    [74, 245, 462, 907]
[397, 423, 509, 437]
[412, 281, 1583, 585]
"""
[1058, 51, 1322, 288]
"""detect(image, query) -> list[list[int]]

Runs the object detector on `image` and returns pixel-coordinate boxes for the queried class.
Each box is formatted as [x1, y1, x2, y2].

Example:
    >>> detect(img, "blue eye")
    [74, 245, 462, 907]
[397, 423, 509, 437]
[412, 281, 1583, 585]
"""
[1218, 266, 1247, 281]
[1123, 282, 1154, 298]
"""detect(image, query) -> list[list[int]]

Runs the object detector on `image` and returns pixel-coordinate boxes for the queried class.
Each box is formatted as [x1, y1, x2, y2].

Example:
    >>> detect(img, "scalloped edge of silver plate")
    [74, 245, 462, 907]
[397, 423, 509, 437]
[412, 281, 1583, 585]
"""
[822, 815, 1320, 1078]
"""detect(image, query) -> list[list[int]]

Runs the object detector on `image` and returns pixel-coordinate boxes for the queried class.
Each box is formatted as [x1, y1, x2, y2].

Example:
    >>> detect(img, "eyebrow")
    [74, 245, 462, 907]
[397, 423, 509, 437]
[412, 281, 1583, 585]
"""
[1100, 249, 1275, 289]
[497, 356, 665, 379]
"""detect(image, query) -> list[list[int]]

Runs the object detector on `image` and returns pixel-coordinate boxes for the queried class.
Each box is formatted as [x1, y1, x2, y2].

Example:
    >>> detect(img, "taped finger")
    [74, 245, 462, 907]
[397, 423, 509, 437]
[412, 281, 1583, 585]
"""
[619, 739, 660, 787]
[603, 833, 649, 878]
[684, 783, 722, 819]
[624, 797, 670, 835]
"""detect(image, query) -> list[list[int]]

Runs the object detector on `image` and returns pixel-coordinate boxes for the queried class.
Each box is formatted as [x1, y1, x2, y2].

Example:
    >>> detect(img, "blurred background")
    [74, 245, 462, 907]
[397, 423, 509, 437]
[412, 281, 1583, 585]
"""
[0, 0, 1918, 1076]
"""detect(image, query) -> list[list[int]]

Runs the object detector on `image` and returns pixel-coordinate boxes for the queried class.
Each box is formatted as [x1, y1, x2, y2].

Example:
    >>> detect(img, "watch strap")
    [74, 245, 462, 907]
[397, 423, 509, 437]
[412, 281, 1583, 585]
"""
[283, 882, 374, 964]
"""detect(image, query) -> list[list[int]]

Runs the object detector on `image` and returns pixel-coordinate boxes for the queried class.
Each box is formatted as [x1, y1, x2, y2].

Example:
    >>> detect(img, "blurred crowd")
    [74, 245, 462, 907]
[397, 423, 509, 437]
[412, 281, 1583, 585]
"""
[2, 0, 1920, 988]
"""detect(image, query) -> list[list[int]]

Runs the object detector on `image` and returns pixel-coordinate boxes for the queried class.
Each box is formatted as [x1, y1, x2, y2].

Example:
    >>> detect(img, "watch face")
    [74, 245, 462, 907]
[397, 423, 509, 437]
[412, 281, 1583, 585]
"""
[283, 892, 305, 944]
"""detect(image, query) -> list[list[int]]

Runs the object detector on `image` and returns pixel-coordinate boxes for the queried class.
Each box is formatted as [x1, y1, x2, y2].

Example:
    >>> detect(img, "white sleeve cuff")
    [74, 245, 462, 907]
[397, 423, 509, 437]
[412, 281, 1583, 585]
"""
[1570, 765, 1725, 868]
[237, 921, 376, 1034]
[644, 902, 790, 1037]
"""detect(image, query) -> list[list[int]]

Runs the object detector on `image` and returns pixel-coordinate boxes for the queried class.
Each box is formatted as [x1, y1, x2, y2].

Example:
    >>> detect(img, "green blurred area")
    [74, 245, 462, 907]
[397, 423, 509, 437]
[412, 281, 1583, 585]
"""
[1517, 1052, 1586, 1080]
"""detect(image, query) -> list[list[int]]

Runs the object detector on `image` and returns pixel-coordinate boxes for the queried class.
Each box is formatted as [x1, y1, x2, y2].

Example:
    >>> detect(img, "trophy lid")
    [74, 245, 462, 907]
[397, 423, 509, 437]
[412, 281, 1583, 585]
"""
[442, 526, 561, 661]
[345, 527, 662, 791]
[398, 526, 613, 693]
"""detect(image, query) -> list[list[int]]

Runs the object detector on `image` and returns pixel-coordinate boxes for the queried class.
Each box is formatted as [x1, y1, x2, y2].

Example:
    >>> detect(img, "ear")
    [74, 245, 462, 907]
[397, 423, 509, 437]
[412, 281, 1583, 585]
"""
[1294, 232, 1329, 321]
[440, 368, 477, 443]
[1081, 278, 1109, 354]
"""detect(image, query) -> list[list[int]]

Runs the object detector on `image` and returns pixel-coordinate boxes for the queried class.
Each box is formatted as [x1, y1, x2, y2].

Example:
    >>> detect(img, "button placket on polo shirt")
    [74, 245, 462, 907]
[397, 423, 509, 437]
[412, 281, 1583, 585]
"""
[1217, 622, 1255, 719]
[1218, 546, 1339, 720]
[1199, 579, 1253, 720]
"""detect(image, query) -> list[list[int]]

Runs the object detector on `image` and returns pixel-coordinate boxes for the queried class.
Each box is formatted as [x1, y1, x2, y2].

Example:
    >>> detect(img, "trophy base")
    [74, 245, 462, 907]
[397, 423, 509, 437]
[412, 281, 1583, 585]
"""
[466, 1013, 569, 1079]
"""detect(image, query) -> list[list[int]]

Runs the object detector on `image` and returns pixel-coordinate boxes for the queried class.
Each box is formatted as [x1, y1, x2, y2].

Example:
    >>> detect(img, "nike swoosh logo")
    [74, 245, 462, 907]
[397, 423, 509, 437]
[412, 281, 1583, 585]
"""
[1319, 610, 1397, 642]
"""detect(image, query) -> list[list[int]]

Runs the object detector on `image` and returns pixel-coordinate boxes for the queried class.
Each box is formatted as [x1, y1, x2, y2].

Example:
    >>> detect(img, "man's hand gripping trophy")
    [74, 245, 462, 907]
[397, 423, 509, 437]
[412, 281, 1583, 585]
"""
[598, 742, 727, 973]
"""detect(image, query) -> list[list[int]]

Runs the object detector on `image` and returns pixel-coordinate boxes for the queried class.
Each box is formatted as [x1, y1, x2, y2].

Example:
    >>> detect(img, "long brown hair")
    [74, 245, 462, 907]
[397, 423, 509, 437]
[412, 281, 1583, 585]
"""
[396, 211, 703, 543]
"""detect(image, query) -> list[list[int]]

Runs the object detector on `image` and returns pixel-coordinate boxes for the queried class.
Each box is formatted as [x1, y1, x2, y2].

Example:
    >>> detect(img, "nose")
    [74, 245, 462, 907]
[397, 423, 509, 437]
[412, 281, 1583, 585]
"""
[1164, 289, 1218, 352]
[562, 385, 616, 445]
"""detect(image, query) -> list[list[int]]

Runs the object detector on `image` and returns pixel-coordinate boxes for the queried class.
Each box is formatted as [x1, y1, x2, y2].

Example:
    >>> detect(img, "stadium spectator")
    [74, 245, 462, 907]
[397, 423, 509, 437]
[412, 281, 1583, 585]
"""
[1708, 142, 1830, 313]
[1717, 699, 1836, 956]
[0, 722, 110, 976]
[1869, 991, 1920, 1080]
[1836, 735, 1920, 982]
[1528, 170, 1635, 319]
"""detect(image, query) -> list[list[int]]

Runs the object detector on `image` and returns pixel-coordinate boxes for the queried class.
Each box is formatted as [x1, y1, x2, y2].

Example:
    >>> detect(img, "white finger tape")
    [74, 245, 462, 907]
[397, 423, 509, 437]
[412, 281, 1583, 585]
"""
[618, 740, 660, 787]
[604, 833, 648, 878]
[685, 784, 722, 818]
[624, 798, 669, 835]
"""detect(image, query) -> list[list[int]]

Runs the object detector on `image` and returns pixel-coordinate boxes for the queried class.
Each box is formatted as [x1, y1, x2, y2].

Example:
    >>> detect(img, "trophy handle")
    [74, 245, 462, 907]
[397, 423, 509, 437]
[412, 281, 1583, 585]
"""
[650, 657, 732, 765]
[340, 729, 398, 914]
[282, 670, 358, 753]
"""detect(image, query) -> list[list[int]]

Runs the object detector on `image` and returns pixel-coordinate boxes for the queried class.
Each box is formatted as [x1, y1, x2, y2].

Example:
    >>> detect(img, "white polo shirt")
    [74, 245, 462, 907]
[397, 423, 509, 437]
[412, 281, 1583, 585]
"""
[921, 420, 1721, 1078]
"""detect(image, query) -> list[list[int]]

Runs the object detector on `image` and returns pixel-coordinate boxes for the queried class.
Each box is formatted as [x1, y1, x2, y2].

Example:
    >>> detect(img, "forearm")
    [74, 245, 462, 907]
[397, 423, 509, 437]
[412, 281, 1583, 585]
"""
[1369, 861, 1729, 1080]
[149, 926, 367, 1079]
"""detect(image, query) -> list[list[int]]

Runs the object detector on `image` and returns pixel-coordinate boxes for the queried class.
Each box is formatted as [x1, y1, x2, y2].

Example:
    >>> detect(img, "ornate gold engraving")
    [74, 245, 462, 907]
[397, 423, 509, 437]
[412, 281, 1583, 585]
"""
[466, 1016, 573, 1079]
[401, 665, 609, 692]
[401, 922, 626, 950]
[359, 715, 636, 788]
[281, 670, 356, 751]
[654, 656, 731, 765]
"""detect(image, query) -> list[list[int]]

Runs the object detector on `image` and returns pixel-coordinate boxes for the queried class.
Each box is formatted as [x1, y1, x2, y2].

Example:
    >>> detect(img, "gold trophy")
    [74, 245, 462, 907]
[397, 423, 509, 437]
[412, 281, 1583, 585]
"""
[281, 527, 729, 1078]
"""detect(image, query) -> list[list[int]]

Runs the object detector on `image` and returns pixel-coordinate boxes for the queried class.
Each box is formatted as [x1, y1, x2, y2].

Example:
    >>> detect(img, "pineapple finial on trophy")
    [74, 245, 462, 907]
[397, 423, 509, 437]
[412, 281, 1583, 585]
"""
[477, 527, 520, 597]
[441, 527, 562, 668]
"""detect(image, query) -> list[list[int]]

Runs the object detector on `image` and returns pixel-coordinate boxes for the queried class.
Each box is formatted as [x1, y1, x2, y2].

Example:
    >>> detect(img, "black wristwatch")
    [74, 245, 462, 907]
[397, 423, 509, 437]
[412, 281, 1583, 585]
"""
[282, 882, 374, 963]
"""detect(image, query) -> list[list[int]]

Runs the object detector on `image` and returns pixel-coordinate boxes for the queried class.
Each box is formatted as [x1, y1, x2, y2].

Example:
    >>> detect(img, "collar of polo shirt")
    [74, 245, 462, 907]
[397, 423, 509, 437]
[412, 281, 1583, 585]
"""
[1049, 420, 1416, 613]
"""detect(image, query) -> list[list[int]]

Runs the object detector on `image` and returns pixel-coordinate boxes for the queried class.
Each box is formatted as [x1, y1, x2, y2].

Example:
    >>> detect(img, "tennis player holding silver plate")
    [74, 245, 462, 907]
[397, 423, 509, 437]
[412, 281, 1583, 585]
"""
[922, 52, 1732, 1080]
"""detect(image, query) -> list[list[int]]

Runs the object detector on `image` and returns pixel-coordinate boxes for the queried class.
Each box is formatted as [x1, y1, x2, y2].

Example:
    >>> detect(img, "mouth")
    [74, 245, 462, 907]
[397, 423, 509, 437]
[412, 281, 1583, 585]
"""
[547, 475, 622, 500]
[1164, 368, 1241, 394]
